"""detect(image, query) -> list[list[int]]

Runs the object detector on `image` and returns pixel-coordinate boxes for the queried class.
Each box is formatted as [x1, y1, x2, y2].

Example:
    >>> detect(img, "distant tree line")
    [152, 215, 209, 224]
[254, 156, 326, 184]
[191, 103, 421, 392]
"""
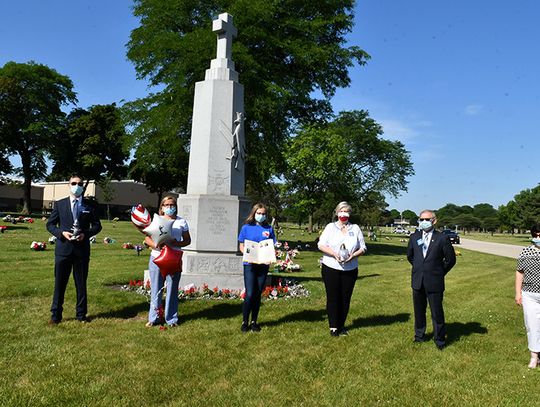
[378, 185, 539, 234]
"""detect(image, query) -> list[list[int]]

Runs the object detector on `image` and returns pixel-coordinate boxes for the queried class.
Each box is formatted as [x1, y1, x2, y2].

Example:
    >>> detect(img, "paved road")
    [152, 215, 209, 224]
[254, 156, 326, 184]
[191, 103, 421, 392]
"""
[457, 238, 525, 259]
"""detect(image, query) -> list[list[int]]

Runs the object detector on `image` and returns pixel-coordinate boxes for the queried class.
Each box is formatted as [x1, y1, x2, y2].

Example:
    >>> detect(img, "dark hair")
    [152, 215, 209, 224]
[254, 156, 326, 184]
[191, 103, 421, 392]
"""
[68, 174, 83, 181]
[245, 203, 269, 225]
[531, 224, 540, 237]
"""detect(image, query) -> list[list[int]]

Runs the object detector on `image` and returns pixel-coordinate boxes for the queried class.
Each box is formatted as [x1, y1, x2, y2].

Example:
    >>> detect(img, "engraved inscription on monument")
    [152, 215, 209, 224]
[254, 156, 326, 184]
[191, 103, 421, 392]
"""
[208, 205, 230, 235]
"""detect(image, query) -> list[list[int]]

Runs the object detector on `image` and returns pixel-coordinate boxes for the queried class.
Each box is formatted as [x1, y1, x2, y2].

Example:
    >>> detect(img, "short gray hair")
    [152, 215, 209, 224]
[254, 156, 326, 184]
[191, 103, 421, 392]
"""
[419, 209, 436, 219]
[335, 201, 352, 215]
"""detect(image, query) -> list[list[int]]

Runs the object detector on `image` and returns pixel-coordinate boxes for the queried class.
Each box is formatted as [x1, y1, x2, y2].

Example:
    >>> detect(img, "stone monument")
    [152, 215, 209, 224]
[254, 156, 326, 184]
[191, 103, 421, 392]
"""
[177, 12, 251, 289]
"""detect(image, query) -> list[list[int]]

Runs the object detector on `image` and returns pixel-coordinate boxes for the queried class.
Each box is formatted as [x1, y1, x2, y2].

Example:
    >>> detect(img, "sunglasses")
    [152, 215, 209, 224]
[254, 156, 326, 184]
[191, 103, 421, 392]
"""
[419, 218, 433, 221]
[70, 182, 84, 186]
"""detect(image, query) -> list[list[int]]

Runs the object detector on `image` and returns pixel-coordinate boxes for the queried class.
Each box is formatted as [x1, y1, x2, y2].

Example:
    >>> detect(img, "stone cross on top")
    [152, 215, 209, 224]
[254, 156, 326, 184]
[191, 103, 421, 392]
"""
[213, 13, 237, 61]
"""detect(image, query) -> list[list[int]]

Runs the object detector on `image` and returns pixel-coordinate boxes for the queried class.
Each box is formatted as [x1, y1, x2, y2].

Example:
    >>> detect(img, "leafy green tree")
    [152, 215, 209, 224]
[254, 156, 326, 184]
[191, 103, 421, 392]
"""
[129, 130, 188, 208]
[389, 209, 400, 220]
[482, 217, 500, 234]
[0, 140, 12, 176]
[355, 191, 389, 226]
[97, 176, 116, 221]
[0, 61, 76, 213]
[472, 203, 498, 220]
[284, 110, 413, 231]
[48, 104, 129, 187]
[402, 209, 418, 225]
[513, 185, 540, 229]
[498, 201, 520, 234]
[436, 203, 462, 226]
[454, 213, 481, 232]
[125, 0, 369, 193]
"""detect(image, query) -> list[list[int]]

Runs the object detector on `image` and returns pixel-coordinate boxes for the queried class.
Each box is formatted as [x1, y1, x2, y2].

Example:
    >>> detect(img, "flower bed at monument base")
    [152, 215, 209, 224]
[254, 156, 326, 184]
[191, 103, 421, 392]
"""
[121, 278, 309, 301]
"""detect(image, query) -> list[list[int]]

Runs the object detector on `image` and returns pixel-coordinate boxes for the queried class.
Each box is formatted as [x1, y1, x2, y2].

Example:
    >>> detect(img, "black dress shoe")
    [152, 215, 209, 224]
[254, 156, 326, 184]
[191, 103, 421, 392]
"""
[48, 319, 60, 326]
[414, 337, 425, 343]
[78, 317, 91, 323]
[330, 329, 339, 337]
[250, 322, 261, 332]
[241, 322, 249, 333]
[339, 328, 349, 336]
[436, 344, 445, 350]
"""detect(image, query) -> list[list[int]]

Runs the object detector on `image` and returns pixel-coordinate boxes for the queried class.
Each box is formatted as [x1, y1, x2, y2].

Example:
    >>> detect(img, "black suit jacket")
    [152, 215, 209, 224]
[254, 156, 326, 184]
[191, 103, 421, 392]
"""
[407, 230, 456, 292]
[46, 197, 102, 258]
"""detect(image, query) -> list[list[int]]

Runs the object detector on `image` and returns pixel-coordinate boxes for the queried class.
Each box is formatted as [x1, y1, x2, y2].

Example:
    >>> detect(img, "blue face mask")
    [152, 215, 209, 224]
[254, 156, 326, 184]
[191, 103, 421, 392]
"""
[532, 237, 540, 246]
[255, 214, 266, 223]
[70, 185, 83, 197]
[418, 220, 433, 231]
[163, 207, 176, 216]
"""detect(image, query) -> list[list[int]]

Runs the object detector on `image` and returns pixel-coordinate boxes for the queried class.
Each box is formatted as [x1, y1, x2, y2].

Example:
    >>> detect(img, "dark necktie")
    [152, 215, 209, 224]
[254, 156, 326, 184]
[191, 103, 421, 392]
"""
[72, 199, 78, 221]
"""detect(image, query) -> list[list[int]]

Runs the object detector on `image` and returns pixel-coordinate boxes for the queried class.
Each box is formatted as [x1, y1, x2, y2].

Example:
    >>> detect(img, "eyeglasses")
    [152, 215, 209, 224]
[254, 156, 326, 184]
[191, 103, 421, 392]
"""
[419, 218, 433, 221]
[70, 182, 84, 186]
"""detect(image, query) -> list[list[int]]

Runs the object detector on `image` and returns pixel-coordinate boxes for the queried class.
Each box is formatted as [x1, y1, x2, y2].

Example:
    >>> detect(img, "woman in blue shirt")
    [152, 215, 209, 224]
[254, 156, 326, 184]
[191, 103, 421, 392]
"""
[238, 203, 276, 333]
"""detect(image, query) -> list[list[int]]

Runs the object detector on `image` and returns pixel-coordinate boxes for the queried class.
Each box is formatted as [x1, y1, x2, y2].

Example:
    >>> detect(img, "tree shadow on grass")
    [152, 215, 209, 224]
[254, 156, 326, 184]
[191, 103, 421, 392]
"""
[182, 302, 242, 321]
[2, 225, 29, 230]
[263, 309, 327, 327]
[274, 273, 380, 284]
[92, 298, 243, 322]
[349, 312, 410, 330]
[366, 242, 408, 256]
[93, 301, 149, 320]
[446, 321, 487, 345]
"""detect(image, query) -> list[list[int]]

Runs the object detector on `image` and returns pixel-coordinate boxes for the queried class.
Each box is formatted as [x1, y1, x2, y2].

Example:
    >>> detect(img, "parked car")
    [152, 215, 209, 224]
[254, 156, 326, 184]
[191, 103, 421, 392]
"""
[393, 226, 410, 235]
[442, 229, 460, 244]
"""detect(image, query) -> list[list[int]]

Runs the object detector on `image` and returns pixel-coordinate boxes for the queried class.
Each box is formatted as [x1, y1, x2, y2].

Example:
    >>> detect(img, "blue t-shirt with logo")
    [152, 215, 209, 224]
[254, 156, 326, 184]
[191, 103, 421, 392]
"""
[238, 223, 276, 244]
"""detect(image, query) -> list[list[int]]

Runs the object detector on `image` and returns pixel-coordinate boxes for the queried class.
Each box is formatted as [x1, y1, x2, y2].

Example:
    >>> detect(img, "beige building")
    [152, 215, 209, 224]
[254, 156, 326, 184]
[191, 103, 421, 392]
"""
[0, 180, 176, 217]
[41, 180, 176, 217]
[0, 184, 44, 211]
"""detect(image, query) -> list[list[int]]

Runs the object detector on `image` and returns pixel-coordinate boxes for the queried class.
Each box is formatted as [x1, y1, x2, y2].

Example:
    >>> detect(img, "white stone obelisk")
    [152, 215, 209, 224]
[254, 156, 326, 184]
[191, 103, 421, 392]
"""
[177, 13, 250, 289]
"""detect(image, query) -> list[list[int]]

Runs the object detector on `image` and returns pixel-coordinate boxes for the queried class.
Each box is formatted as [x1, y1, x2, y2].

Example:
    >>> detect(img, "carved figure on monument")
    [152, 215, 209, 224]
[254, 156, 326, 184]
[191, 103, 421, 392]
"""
[229, 112, 245, 169]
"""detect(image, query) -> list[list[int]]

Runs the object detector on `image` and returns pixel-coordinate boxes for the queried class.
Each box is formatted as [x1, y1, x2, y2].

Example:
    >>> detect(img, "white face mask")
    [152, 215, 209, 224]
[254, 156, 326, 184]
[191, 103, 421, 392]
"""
[337, 211, 350, 222]
[70, 185, 83, 197]
[418, 220, 433, 231]
[255, 214, 266, 223]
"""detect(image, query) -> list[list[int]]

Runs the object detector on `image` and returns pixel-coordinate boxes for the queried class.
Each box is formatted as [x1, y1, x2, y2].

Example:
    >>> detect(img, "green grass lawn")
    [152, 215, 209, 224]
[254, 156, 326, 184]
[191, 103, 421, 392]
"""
[1, 220, 538, 406]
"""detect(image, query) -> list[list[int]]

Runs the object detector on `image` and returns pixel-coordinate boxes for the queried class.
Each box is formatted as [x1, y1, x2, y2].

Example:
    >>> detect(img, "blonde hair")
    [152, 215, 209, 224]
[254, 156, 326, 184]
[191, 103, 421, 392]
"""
[158, 195, 177, 216]
[335, 201, 352, 215]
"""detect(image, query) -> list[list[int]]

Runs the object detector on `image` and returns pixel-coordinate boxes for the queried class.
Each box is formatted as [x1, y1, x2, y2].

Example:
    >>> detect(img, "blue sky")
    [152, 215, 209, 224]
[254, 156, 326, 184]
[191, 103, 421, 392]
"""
[1, 1, 538, 213]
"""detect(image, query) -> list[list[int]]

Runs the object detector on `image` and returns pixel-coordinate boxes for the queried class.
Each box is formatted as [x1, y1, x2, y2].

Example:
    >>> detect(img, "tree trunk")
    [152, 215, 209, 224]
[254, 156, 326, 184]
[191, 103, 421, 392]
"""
[20, 151, 32, 214]
[156, 190, 163, 211]
[308, 214, 313, 233]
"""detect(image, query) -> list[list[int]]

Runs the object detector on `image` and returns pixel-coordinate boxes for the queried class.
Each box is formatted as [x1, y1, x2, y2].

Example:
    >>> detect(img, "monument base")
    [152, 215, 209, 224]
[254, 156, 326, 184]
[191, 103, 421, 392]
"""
[180, 251, 244, 290]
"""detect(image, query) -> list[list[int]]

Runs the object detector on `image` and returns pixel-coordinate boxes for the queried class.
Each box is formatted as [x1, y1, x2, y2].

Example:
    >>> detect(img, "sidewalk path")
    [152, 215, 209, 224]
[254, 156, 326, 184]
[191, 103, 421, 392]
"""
[457, 238, 525, 259]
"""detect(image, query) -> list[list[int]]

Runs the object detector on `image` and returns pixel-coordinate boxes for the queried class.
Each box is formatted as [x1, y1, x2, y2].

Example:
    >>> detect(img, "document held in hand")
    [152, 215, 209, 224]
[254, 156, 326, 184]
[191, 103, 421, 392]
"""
[242, 239, 277, 264]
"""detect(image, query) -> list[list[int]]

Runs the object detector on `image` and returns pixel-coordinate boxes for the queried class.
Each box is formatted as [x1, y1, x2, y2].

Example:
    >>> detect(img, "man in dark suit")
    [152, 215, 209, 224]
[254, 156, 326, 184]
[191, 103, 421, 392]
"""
[407, 209, 456, 349]
[46, 175, 102, 324]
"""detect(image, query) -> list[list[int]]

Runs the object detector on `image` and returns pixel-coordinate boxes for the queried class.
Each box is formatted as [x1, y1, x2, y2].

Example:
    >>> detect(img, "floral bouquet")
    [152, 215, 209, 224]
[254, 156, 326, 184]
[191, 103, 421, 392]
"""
[262, 278, 309, 300]
[30, 241, 47, 251]
[48, 236, 57, 244]
[103, 237, 116, 244]
[0, 225, 7, 233]
[122, 242, 134, 249]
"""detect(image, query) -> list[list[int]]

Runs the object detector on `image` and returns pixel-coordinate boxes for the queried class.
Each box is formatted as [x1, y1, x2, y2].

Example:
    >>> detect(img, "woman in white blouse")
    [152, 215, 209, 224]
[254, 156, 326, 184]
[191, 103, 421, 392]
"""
[318, 201, 367, 336]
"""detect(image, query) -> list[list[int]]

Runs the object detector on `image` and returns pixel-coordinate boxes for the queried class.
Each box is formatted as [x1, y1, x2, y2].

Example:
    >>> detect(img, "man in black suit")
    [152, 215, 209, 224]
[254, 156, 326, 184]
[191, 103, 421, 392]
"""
[46, 175, 102, 324]
[407, 210, 456, 349]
